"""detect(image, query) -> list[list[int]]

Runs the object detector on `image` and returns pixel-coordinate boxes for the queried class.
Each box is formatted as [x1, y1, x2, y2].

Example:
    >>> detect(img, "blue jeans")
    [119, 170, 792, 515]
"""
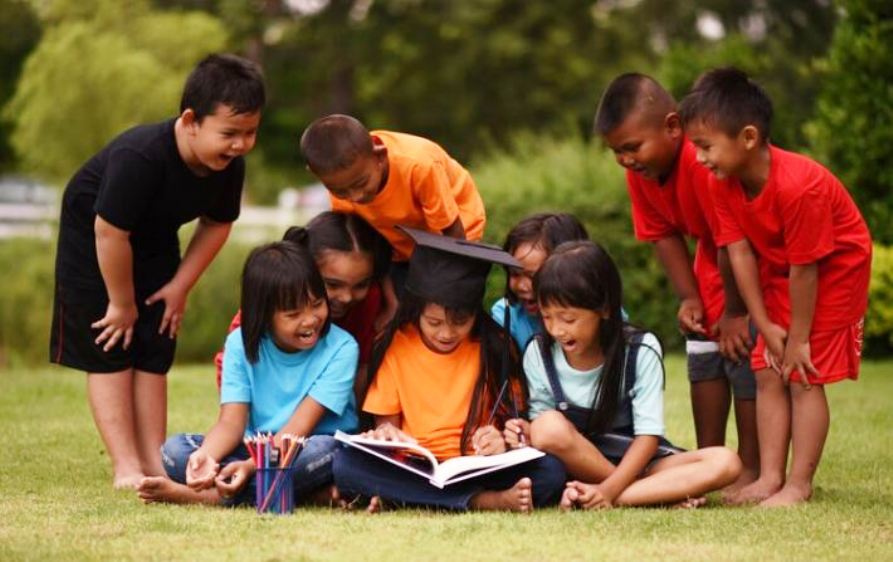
[333, 446, 567, 510]
[161, 433, 339, 506]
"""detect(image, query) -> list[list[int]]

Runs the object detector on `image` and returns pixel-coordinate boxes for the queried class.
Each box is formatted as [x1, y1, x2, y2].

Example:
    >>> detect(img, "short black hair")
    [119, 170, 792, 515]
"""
[594, 73, 675, 135]
[679, 67, 773, 140]
[502, 212, 589, 304]
[283, 211, 391, 281]
[239, 241, 329, 363]
[180, 53, 265, 121]
[300, 114, 374, 174]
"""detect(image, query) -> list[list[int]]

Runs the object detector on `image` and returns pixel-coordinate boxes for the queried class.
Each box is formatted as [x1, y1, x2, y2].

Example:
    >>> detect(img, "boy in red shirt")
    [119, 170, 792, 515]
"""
[680, 67, 872, 507]
[299, 114, 487, 332]
[594, 73, 759, 493]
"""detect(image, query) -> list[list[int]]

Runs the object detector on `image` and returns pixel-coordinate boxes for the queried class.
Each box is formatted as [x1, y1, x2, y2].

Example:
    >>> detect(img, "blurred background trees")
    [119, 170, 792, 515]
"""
[2, 0, 892, 363]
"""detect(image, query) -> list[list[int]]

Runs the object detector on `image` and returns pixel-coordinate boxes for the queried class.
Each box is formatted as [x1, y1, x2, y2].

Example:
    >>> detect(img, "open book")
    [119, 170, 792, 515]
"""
[334, 430, 545, 488]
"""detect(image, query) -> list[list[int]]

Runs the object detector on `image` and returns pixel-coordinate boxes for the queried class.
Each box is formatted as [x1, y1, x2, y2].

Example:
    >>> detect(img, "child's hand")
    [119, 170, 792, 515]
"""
[762, 322, 787, 373]
[215, 459, 255, 499]
[145, 281, 188, 339]
[715, 313, 753, 362]
[503, 418, 531, 449]
[782, 339, 818, 389]
[186, 450, 219, 491]
[471, 425, 506, 456]
[365, 422, 417, 444]
[91, 301, 138, 351]
[677, 297, 706, 336]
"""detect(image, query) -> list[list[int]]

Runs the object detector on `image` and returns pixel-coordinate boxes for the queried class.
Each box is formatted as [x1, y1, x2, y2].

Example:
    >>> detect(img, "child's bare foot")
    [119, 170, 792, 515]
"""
[673, 496, 707, 509]
[759, 482, 812, 508]
[114, 472, 145, 490]
[724, 477, 783, 505]
[137, 476, 218, 505]
[559, 484, 580, 511]
[721, 468, 759, 502]
[367, 496, 388, 514]
[469, 478, 533, 513]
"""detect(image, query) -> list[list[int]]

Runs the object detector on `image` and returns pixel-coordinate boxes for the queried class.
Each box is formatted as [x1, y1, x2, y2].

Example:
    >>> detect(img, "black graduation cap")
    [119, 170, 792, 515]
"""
[398, 226, 521, 309]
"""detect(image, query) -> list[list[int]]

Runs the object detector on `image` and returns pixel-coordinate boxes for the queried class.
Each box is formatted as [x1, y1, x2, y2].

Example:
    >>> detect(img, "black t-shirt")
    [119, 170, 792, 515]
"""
[55, 119, 244, 295]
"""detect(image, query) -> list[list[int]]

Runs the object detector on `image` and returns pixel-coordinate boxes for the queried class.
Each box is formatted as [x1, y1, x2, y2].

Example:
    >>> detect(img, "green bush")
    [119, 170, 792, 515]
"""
[472, 133, 681, 350]
[866, 243, 893, 354]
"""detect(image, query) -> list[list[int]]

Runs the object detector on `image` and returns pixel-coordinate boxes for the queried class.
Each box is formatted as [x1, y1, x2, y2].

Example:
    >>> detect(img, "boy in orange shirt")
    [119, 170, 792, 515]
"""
[680, 68, 872, 506]
[300, 115, 486, 330]
[593, 73, 759, 493]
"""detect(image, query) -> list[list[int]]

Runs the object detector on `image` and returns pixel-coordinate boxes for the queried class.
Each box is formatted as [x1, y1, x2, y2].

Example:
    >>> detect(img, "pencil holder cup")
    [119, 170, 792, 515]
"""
[255, 467, 296, 515]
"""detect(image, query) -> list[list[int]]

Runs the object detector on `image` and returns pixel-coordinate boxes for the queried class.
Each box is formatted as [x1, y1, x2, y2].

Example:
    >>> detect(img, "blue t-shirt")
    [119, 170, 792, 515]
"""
[490, 298, 542, 352]
[220, 324, 359, 436]
[522, 333, 665, 436]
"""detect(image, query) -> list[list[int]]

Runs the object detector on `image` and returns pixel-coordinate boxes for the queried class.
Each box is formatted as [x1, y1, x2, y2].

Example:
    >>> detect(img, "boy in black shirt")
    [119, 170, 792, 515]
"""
[50, 53, 265, 489]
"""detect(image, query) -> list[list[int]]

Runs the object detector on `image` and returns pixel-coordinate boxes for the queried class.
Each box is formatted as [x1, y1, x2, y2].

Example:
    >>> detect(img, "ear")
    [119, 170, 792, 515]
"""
[180, 108, 198, 131]
[664, 112, 683, 139]
[372, 142, 388, 160]
[740, 125, 760, 150]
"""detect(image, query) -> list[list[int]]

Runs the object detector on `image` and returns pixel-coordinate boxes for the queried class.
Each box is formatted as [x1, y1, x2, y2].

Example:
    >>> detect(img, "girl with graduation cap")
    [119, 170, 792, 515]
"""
[332, 227, 567, 512]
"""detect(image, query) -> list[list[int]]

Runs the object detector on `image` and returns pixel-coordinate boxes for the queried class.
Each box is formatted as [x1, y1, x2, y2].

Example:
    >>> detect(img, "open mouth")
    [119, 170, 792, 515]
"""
[296, 328, 318, 345]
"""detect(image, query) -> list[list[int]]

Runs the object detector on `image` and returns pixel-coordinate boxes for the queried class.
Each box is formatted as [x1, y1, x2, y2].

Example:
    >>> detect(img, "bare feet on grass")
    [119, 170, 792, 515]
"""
[469, 478, 533, 513]
[137, 476, 217, 505]
[759, 482, 812, 508]
[673, 496, 707, 509]
[114, 472, 145, 490]
[720, 468, 759, 503]
[724, 477, 782, 505]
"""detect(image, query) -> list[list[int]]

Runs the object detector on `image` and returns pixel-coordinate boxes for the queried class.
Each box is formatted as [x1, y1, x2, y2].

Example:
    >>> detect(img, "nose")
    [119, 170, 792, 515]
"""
[517, 276, 532, 296]
[616, 152, 634, 168]
[695, 149, 707, 165]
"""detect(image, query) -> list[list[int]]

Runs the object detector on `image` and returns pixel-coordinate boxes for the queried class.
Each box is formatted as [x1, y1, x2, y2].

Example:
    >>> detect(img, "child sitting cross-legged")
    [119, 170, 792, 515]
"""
[138, 241, 358, 506]
[505, 241, 741, 509]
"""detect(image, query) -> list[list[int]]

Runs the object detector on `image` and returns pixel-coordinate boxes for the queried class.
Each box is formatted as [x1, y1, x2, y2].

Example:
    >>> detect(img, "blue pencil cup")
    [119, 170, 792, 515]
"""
[255, 467, 296, 515]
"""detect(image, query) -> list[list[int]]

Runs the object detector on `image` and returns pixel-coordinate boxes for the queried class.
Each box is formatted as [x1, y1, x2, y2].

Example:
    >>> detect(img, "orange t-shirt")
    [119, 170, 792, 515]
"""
[329, 131, 486, 261]
[363, 324, 481, 460]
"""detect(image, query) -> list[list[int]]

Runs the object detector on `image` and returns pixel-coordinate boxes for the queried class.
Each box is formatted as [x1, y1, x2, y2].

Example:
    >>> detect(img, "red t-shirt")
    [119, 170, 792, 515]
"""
[627, 137, 725, 333]
[213, 283, 382, 390]
[711, 145, 872, 332]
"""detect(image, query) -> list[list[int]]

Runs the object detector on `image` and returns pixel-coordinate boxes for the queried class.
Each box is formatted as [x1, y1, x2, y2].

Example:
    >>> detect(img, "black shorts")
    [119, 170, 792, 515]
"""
[49, 283, 176, 374]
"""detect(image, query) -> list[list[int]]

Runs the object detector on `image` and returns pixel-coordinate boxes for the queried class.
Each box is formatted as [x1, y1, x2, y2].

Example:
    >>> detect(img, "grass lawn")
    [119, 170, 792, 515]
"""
[1, 355, 891, 562]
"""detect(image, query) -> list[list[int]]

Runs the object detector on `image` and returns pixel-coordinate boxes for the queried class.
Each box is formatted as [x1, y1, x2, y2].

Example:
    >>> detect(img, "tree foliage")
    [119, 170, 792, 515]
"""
[807, 0, 893, 244]
[4, 0, 228, 182]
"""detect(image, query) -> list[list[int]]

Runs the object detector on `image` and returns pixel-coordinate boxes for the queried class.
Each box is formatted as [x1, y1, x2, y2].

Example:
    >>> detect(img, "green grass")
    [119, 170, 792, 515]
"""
[1, 356, 891, 562]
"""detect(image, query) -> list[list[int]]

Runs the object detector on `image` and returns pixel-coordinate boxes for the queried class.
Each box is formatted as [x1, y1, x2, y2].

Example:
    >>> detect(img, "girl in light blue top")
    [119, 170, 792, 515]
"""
[504, 241, 741, 509]
[490, 213, 589, 351]
[138, 241, 358, 506]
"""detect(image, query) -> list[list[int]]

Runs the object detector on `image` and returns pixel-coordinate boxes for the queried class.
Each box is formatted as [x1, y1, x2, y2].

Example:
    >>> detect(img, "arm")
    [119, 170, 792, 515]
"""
[146, 216, 232, 337]
[93, 216, 138, 351]
[653, 235, 705, 335]
[187, 402, 249, 490]
[716, 247, 754, 361]
[726, 239, 787, 368]
[276, 396, 328, 441]
[782, 263, 819, 386]
[441, 217, 466, 239]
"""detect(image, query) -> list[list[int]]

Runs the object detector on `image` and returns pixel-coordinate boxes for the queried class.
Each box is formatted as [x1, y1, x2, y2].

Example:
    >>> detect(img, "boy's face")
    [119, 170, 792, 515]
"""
[602, 110, 682, 182]
[316, 145, 388, 205]
[183, 104, 261, 174]
[685, 120, 751, 180]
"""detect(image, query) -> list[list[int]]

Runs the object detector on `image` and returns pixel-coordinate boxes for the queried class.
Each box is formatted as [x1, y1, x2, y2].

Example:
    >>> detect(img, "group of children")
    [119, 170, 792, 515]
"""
[51, 53, 871, 513]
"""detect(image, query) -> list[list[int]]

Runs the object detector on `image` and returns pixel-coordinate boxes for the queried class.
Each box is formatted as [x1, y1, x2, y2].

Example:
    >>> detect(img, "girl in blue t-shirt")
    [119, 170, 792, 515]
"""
[504, 240, 741, 508]
[138, 241, 358, 506]
[490, 213, 590, 351]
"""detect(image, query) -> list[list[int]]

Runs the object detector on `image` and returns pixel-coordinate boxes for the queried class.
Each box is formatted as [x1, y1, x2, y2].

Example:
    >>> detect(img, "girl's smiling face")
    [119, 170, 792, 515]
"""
[417, 303, 475, 354]
[508, 242, 548, 316]
[539, 302, 605, 369]
[317, 250, 374, 320]
[270, 295, 328, 352]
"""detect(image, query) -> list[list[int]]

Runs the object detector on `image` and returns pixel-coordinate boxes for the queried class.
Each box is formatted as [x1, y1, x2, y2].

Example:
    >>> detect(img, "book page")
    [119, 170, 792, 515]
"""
[431, 447, 545, 487]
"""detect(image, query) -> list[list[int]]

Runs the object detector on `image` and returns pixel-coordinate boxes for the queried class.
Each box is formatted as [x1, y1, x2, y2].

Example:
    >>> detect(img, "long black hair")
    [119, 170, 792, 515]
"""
[502, 213, 589, 304]
[535, 240, 660, 434]
[239, 241, 329, 363]
[365, 292, 527, 453]
[283, 211, 390, 281]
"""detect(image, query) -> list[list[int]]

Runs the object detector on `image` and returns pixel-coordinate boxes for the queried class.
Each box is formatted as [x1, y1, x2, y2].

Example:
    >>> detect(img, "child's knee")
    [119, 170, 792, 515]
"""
[160, 433, 203, 482]
[706, 447, 742, 484]
[530, 411, 577, 453]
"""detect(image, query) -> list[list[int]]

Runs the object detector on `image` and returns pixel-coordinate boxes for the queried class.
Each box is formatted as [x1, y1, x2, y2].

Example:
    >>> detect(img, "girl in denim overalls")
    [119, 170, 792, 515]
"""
[504, 240, 742, 508]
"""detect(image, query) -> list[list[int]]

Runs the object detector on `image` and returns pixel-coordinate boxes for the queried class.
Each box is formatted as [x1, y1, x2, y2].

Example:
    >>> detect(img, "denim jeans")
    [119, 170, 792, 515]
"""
[332, 445, 567, 510]
[161, 433, 340, 506]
